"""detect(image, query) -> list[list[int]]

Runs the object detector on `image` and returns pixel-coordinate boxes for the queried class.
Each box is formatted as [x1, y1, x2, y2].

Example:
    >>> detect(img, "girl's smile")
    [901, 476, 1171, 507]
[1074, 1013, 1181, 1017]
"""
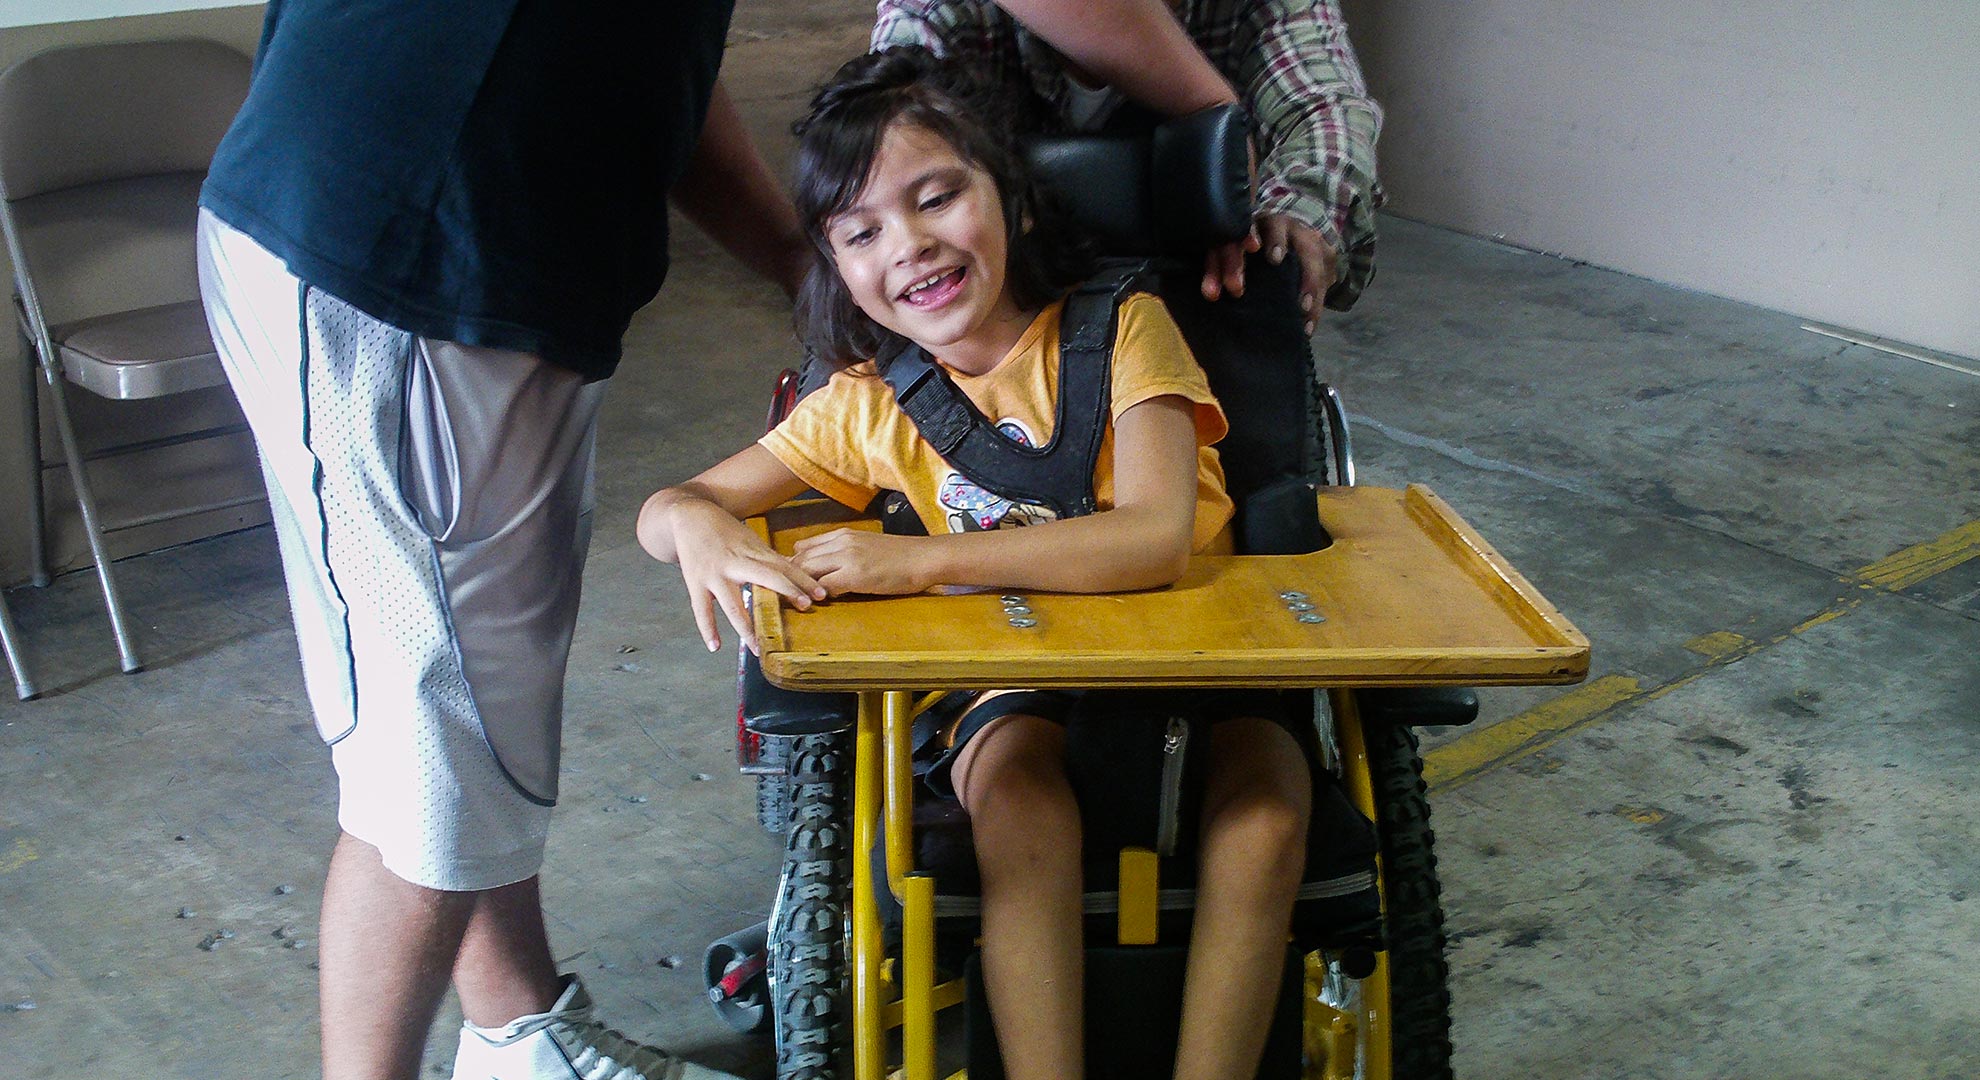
[900, 266, 967, 308]
[827, 122, 1034, 374]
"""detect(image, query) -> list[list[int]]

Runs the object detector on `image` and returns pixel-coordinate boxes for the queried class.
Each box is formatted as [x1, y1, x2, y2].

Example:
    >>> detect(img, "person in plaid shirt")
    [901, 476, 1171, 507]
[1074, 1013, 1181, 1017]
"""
[873, 0, 1383, 322]
[872, 0, 1382, 515]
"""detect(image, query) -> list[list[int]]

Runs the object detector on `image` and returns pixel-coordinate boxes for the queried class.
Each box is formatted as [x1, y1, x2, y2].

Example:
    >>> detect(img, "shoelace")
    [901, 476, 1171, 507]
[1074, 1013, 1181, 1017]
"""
[552, 1019, 686, 1080]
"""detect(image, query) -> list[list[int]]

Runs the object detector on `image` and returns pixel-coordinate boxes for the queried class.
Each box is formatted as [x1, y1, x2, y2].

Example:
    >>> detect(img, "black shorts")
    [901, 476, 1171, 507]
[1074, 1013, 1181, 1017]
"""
[919, 687, 1309, 799]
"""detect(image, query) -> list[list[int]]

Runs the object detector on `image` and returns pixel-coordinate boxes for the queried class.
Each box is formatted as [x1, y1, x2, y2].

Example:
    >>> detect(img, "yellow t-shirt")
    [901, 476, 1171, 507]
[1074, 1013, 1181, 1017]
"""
[761, 292, 1235, 553]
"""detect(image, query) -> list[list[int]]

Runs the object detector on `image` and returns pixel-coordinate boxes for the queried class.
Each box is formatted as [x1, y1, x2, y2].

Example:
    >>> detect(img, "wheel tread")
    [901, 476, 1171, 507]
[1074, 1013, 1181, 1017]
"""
[1366, 721, 1455, 1080]
[771, 732, 852, 1080]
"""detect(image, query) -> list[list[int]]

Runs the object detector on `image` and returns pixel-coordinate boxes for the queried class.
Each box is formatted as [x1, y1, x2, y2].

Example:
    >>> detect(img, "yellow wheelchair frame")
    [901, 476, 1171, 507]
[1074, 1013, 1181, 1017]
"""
[741, 481, 1588, 1080]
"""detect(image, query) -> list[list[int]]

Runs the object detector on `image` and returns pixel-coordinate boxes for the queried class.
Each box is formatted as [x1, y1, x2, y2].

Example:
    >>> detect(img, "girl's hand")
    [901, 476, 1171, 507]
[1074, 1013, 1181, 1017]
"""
[670, 501, 826, 655]
[635, 446, 817, 654]
[791, 528, 935, 596]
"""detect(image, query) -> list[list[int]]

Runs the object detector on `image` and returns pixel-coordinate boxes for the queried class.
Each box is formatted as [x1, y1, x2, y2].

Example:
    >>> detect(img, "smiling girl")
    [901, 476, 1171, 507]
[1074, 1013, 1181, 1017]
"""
[637, 47, 1311, 1080]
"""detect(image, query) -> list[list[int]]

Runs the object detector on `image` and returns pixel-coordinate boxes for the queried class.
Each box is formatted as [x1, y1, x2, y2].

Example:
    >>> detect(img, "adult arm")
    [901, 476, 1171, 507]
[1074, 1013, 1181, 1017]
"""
[670, 79, 810, 299]
[789, 395, 1201, 596]
[1239, 0, 1384, 315]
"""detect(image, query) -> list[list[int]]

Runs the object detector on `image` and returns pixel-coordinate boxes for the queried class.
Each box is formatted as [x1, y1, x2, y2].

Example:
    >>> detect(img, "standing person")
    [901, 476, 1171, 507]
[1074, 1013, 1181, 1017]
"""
[874, 0, 1383, 506]
[195, 3, 805, 1079]
[637, 49, 1315, 1080]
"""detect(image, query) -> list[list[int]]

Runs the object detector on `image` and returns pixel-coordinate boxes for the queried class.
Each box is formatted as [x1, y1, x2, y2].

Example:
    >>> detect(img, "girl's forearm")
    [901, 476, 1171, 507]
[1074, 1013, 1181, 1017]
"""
[638, 446, 813, 566]
[900, 395, 1202, 594]
[636, 485, 724, 565]
[635, 488, 691, 565]
[913, 503, 1193, 594]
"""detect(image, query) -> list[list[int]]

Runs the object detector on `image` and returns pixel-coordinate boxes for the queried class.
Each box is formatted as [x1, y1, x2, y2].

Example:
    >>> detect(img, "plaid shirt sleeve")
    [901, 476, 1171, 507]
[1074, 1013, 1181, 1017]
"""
[873, 0, 1003, 72]
[1233, 0, 1384, 310]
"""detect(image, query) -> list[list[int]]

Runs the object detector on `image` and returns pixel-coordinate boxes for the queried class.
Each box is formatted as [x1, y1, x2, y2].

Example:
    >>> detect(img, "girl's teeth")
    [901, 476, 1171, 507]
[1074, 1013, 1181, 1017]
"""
[906, 269, 958, 298]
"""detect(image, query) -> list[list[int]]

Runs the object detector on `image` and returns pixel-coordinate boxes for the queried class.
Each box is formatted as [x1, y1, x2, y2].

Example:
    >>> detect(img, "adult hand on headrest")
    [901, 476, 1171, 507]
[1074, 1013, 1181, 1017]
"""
[1257, 213, 1338, 337]
[1199, 135, 1259, 303]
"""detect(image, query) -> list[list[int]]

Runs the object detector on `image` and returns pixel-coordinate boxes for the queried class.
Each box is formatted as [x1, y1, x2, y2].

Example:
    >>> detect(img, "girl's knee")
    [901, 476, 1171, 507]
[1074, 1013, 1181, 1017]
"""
[1205, 719, 1311, 816]
[959, 715, 1079, 861]
[1201, 725, 1311, 873]
[956, 714, 1067, 811]
[1204, 783, 1309, 863]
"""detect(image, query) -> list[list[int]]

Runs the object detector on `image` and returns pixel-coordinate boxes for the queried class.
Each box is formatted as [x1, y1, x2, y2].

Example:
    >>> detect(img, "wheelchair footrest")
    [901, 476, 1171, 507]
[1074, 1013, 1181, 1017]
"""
[1357, 686, 1481, 727]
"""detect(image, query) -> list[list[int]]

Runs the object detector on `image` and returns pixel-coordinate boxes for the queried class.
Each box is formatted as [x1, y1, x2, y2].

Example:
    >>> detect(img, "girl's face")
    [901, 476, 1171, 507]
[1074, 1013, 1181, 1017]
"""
[825, 121, 1031, 373]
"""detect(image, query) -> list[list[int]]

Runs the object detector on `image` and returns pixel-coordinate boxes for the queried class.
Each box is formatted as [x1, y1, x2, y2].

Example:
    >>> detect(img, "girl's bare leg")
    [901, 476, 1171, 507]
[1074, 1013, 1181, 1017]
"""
[954, 714, 1085, 1080]
[1172, 718, 1312, 1080]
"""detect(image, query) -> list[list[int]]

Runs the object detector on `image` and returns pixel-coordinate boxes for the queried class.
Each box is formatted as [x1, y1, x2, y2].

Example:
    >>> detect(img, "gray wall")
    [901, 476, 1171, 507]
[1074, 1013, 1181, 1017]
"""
[0, 5, 267, 587]
[1343, 0, 1980, 360]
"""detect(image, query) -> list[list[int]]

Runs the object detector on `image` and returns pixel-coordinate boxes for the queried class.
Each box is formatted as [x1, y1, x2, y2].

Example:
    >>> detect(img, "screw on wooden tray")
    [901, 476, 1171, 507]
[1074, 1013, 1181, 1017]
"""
[1277, 588, 1325, 623]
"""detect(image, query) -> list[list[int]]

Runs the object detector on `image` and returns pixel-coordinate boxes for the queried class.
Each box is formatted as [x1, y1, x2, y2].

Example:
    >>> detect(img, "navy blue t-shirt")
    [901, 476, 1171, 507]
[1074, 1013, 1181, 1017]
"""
[201, 0, 736, 379]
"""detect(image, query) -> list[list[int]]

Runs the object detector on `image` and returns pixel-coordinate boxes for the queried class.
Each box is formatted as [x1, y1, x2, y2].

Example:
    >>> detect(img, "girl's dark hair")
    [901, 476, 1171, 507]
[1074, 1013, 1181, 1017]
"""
[791, 46, 1092, 367]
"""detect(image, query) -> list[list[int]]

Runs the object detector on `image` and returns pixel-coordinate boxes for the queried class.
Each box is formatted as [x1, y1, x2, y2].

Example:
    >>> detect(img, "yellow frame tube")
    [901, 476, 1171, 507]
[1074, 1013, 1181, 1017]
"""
[852, 692, 887, 1080]
[886, 690, 942, 1080]
[884, 691, 916, 900]
[1328, 689, 1392, 1080]
[856, 690, 941, 1080]
[882, 976, 967, 1028]
[901, 873, 938, 1079]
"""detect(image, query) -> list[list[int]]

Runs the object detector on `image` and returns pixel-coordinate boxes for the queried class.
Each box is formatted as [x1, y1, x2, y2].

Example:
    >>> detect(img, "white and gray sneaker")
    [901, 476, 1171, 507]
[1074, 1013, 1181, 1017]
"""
[450, 975, 740, 1080]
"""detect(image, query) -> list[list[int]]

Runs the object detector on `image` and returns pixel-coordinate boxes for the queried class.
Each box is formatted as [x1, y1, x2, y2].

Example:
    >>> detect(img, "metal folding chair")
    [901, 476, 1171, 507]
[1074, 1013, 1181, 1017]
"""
[0, 38, 252, 684]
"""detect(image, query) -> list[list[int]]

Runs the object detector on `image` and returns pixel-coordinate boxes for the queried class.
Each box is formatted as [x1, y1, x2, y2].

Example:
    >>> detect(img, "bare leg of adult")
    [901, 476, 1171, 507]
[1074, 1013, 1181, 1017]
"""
[319, 831, 476, 1080]
[452, 875, 563, 1027]
[1171, 718, 1312, 1080]
[955, 715, 1085, 1080]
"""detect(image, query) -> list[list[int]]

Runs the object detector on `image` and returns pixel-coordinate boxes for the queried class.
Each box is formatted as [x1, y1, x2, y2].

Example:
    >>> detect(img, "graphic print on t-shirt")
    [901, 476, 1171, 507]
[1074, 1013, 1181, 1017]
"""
[937, 418, 1059, 533]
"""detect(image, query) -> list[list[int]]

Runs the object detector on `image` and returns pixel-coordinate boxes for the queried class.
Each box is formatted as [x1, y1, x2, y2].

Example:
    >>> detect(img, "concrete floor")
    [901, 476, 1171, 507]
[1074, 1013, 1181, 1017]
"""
[3, 5, 1978, 1078]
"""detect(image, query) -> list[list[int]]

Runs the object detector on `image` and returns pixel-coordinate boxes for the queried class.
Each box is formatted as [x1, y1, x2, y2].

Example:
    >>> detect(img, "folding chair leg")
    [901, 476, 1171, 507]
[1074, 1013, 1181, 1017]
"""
[0, 588, 37, 699]
[15, 325, 47, 586]
[40, 371, 142, 673]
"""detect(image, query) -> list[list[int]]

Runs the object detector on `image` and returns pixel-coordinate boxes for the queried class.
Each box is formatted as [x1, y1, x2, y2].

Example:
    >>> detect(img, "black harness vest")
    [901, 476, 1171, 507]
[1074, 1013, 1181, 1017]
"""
[879, 267, 1144, 522]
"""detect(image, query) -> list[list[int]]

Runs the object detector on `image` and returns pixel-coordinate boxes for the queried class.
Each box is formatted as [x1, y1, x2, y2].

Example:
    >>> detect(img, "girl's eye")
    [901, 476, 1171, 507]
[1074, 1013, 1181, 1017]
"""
[920, 189, 959, 212]
[841, 227, 876, 248]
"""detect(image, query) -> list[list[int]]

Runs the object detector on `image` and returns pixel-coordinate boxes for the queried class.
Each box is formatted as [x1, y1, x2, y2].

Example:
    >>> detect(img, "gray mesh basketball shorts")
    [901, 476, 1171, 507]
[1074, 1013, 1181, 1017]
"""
[196, 209, 605, 891]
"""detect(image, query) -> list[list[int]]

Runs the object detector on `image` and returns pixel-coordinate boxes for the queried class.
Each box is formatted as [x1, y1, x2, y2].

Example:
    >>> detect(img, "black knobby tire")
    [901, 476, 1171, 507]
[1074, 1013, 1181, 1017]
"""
[770, 731, 853, 1080]
[1364, 717, 1456, 1079]
[756, 735, 793, 835]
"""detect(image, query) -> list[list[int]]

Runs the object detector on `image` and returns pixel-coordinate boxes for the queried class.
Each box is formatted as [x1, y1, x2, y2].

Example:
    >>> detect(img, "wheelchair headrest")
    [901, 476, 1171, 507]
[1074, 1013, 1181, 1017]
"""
[1022, 104, 1251, 258]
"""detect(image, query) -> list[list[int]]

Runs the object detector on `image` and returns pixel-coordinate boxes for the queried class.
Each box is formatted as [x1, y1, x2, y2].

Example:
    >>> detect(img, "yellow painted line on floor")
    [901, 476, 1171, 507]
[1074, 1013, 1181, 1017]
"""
[1682, 630, 1753, 659]
[1852, 519, 1980, 591]
[1421, 675, 1640, 789]
[1424, 518, 1980, 792]
[0, 838, 38, 873]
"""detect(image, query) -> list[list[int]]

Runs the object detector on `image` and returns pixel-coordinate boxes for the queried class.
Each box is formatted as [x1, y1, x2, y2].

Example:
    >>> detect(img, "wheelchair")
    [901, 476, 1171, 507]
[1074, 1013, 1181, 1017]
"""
[699, 108, 1590, 1080]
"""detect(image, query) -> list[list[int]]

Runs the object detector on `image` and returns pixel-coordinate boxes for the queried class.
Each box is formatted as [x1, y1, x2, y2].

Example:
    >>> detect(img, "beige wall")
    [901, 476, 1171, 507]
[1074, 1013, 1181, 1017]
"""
[0, 4, 266, 587]
[1342, 0, 1980, 361]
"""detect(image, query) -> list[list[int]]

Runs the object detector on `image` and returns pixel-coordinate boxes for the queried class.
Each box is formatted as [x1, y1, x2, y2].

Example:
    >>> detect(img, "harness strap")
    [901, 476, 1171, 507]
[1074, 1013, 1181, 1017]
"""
[880, 266, 1144, 520]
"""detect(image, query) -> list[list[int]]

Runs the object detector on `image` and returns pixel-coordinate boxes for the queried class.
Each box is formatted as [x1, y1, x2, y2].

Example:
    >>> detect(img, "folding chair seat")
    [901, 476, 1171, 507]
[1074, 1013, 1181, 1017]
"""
[0, 38, 255, 684]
